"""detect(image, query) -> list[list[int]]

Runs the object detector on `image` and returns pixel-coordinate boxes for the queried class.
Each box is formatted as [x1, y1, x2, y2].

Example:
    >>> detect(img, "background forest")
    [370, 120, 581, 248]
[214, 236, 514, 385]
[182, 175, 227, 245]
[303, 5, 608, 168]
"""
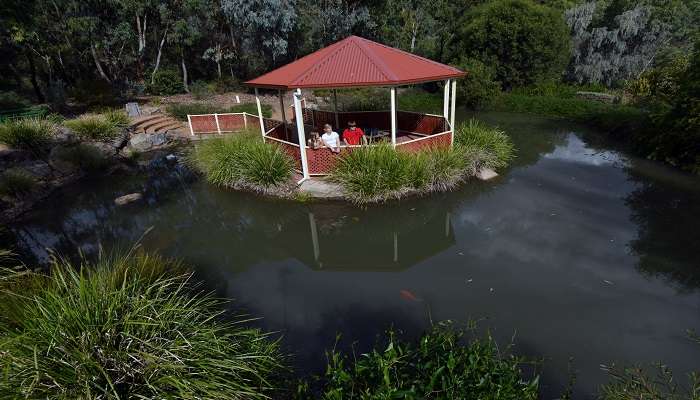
[0, 0, 699, 170]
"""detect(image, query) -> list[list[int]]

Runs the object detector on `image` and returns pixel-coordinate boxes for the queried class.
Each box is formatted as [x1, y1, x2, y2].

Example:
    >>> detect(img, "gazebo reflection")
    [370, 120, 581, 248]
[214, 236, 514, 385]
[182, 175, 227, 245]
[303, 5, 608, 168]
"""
[283, 205, 455, 271]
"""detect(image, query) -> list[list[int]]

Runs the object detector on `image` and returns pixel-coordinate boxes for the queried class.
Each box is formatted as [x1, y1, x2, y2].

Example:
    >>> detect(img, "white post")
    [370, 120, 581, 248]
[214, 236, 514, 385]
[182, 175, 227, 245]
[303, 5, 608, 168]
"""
[214, 113, 222, 135]
[243, 113, 247, 128]
[443, 79, 450, 121]
[187, 115, 194, 136]
[279, 89, 289, 139]
[255, 88, 265, 138]
[293, 89, 310, 179]
[450, 80, 457, 131]
[333, 89, 340, 131]
[390, 87, 397, 147]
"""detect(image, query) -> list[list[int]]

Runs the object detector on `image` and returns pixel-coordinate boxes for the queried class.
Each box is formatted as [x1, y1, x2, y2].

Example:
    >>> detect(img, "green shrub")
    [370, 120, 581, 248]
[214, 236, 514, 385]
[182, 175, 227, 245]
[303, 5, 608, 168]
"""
[189, 131, 294, 191]
[68, 79, 120, 107]
[190, 80, 211, 100]
[0, 251, 284, 399]
[65, 115, 118, 140]
[411, 145, 471, 191]
[0, 118, 55, 150]
[148, 69, 184, 95]
[457, 0, 571, 88]
[212, 76, 242, 93]
[455, 119, 516, 170]
[52, 144, 108, 172]
[101, 108, 130, 128]
[456, 57, 502, 109]
[397, 88, 444, 114]
[0, 91, 30, 110]
[0, 168, 37, 197]
[167, 102, 272, 121]
[299, 322, 540, 399]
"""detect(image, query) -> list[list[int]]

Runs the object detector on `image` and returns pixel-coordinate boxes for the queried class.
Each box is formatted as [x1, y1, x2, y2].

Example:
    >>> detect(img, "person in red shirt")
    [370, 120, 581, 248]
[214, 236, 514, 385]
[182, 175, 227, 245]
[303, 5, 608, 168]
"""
[342, 120, 366, 146]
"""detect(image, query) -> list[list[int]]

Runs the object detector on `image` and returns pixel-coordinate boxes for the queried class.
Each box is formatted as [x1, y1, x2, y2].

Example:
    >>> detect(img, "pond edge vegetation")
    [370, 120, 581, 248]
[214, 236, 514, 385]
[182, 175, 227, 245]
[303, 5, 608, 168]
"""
[188, 119, 515, 204]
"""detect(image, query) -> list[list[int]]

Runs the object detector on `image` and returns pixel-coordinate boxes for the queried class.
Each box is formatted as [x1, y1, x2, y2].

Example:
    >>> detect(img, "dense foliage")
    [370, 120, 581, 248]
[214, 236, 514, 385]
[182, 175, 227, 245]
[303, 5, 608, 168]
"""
[189, 131, 294, 192]
[457, 0, 571, 88]
[0, 252, 284, 399]
[298, 322, 540, 399]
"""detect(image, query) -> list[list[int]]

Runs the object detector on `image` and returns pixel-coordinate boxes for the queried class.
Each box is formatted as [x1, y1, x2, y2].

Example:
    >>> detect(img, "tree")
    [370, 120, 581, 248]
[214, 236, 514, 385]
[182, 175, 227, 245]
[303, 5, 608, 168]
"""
[457, 0, 571, 88]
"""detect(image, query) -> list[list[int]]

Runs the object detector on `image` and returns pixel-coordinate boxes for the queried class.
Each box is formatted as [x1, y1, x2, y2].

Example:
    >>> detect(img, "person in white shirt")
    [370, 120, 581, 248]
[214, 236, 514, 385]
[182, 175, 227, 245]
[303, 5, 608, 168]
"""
[320, 124, 341, 153]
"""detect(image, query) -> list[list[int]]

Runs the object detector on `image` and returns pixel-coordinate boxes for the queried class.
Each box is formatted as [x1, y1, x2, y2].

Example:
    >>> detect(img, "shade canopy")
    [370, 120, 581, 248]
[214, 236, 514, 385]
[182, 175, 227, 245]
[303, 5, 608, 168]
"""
[245, 36, 465, 90]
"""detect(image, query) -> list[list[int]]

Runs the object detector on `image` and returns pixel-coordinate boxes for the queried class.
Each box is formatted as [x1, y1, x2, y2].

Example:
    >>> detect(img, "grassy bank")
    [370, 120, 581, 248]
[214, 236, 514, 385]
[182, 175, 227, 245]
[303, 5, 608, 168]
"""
[0, 251, 284, 399]
[331, 119, 515, 204]
[188, 131, 294, 194]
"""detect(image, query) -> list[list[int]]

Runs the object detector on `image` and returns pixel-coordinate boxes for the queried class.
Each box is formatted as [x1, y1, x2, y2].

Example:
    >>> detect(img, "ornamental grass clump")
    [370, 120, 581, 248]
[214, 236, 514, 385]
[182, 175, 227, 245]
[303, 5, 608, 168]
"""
[330, 143, 413, 203]
[0, 118, 56, 150]
[0, 251, 284, 399]
[189, 131, 294, 192]
[454, 118, 516, 170]
[64, 114, 119, 140]
[301, 322, 540, 399]
[331, 144, 474, 204]
[0, 168, 37, 197]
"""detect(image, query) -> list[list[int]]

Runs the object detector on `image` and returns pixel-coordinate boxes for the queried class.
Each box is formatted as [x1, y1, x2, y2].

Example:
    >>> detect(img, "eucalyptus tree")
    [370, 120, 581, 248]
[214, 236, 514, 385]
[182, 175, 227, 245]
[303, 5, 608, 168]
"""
[296, 0, 373, 53]
[221, 0, 297, 74]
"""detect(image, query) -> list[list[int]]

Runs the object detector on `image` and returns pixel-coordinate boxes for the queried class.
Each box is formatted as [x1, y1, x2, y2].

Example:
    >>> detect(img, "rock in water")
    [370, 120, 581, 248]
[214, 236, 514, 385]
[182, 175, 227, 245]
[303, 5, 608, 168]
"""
[129, 133, 153, 151]
[114, 192, 143, 206]
[476, 168, 499, 181]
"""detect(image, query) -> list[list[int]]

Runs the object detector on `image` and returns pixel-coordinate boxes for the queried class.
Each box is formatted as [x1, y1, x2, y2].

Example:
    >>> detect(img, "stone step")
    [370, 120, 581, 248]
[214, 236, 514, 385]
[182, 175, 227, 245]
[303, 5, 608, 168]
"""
[130, 114, 162, 127]
[137, 116, 172, 131]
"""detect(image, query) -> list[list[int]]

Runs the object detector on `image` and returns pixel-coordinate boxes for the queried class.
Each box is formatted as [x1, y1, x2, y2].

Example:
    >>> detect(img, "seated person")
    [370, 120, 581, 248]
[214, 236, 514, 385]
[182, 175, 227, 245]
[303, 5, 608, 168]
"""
[342, 120, 366, 146]
[307, 131, 322, 149]
[320, 124, 341, 153]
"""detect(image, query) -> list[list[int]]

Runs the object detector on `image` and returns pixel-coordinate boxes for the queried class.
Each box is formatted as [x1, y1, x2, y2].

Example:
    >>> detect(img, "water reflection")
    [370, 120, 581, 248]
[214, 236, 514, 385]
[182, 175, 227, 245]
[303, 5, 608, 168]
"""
[4, 113, 700, 399]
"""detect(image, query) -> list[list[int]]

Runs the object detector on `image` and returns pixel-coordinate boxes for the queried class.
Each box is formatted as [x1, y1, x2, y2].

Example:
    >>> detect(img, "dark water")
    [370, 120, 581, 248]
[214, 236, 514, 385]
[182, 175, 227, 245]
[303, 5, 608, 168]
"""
[5, 112, 700, 398]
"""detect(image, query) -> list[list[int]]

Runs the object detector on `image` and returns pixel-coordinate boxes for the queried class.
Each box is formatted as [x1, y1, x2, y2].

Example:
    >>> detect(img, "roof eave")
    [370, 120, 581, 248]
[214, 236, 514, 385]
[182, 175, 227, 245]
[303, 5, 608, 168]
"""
[244, 72, 467, 90]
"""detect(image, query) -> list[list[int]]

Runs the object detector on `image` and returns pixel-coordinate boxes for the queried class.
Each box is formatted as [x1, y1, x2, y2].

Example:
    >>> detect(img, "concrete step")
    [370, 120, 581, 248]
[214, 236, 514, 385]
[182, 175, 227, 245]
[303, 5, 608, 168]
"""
[145, 120, 183, 134]
[137, 117, 172, 132]
[130, 114, 162, 127]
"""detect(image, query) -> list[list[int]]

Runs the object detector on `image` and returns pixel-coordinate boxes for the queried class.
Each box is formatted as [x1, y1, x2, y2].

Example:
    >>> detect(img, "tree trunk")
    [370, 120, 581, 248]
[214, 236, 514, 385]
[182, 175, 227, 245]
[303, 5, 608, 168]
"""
[91, 44, 112, 83]
[151, 27, 168, 84]
[26, 52, 45, 103]
[181, 53, 189, 92]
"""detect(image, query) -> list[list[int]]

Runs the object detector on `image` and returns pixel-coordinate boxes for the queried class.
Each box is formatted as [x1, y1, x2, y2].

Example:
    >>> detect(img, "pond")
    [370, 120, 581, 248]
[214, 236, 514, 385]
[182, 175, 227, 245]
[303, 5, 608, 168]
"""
[5, 111, 700, 398]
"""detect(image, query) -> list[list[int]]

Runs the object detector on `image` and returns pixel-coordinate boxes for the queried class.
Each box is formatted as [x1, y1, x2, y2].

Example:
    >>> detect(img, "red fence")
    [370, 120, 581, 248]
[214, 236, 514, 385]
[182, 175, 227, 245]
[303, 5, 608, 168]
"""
[188, 113, 249, 135]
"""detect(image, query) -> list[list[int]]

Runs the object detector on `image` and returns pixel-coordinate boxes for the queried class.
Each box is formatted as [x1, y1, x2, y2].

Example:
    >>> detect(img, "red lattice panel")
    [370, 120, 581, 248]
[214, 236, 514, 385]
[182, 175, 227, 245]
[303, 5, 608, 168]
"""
[396, 132, 452, 153]
[190, 115, 218, 134]
[266, 138, 302, 170]
[306, 147, 357, 175]
[217, 114, 245, 132]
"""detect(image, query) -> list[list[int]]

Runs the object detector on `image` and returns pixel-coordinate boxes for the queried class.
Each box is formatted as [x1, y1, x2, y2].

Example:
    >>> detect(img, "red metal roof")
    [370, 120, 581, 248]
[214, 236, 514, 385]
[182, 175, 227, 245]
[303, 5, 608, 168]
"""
[245, 36, 466, 89]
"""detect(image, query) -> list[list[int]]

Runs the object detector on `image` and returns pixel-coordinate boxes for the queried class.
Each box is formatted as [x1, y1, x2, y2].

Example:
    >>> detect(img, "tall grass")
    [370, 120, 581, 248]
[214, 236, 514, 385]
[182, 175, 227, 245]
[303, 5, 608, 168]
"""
[52, 143, 108, 172]
[0, 168, 37, 197]
[102, 108, 130, 128]
[189, 131, 294, 192]
[297, 322, 540, 399]
[64, 114, 119, 140]
[454, 119, 516, 170]
[331, 144, 473, 203]
[0, 118, 56, 150]
[0, 251, 284, 399]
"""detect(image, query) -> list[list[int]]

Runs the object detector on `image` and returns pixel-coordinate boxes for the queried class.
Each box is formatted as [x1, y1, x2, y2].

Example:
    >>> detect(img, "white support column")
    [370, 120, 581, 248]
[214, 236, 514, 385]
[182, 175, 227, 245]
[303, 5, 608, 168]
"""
[443, 79, 450, 121]
[333, 89, 340, 131]
[243, 113, 247, 128]
[255, 88, 265, 138]
[278, 89, 288, 139]
[214, 113, 222, 135]
[187, 115, 194, 136]
[450, 80, 457, 131]
[390, 87, 397, 148]
[293, 89, 310, 179]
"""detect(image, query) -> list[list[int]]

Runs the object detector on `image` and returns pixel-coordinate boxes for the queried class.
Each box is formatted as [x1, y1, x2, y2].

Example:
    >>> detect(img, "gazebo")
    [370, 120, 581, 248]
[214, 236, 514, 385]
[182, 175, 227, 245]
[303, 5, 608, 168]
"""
[190, 36, 466, 181]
